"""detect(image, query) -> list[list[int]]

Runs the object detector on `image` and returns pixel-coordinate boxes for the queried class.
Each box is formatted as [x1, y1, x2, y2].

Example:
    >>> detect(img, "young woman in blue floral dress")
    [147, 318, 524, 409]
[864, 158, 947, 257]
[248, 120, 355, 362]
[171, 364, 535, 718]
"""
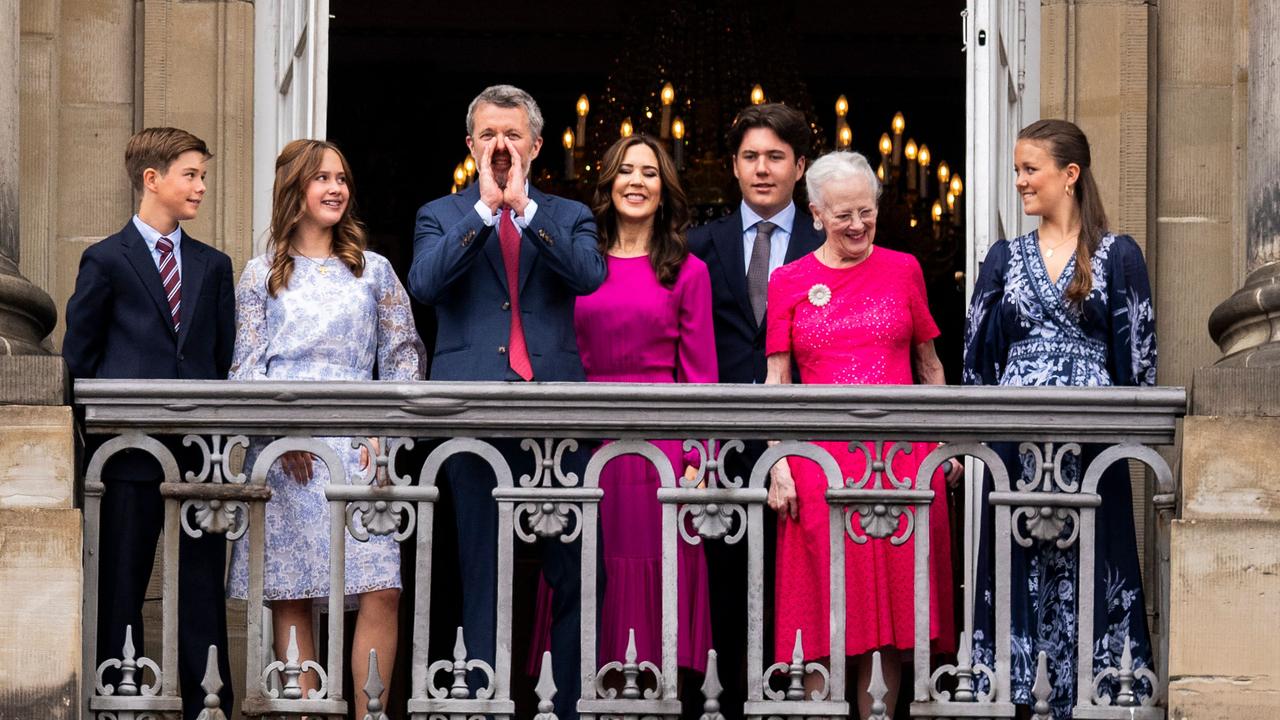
[963, 119, 1158, 718]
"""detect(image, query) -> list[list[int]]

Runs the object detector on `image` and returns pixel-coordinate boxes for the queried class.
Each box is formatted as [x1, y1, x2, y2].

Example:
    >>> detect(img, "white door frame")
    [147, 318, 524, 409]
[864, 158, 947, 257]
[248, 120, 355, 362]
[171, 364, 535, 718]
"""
[252, 0, 330, 256]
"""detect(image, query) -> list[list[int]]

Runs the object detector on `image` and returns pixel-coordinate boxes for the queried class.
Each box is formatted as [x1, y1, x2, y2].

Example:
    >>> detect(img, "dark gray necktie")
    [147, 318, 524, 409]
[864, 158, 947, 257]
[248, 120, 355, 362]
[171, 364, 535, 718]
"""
[747, 220, 777, 325]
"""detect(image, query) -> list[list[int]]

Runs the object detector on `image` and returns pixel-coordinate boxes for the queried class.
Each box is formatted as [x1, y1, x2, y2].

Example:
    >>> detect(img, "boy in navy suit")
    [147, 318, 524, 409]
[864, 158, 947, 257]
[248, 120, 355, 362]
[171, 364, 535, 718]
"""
[65, 127, 235, 718]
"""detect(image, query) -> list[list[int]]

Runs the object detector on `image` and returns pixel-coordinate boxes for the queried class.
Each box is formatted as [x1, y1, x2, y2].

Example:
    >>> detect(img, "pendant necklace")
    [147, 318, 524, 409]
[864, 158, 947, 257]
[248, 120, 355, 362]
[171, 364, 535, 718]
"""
[1040, 233, 1076, 259]
[294, 247, 335, 275]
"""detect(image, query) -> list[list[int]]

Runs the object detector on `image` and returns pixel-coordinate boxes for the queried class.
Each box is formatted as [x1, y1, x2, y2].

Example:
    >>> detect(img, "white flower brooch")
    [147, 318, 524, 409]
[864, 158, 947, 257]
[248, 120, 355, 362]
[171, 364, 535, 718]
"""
[807, 283, 832, 307]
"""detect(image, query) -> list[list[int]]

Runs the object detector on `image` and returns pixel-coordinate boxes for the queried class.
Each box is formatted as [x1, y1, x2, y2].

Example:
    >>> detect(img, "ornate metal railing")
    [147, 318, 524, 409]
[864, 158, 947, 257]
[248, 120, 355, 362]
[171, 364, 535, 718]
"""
[76, 380, 1186, 720]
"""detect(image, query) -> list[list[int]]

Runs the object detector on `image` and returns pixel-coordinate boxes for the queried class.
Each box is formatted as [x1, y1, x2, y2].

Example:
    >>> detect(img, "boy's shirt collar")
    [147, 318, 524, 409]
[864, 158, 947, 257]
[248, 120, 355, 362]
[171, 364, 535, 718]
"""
[131, 214, 184, 253]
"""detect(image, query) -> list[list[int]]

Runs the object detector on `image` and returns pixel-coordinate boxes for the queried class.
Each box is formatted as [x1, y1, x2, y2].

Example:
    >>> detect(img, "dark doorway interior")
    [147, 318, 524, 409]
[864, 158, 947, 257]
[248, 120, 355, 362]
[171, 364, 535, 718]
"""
[325, 1, 967, 714]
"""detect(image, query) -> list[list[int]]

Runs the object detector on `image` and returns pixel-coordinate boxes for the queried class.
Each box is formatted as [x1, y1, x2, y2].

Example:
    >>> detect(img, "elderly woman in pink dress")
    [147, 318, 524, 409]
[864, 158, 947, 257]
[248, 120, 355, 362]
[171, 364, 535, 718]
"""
[765, 151, 959, 718]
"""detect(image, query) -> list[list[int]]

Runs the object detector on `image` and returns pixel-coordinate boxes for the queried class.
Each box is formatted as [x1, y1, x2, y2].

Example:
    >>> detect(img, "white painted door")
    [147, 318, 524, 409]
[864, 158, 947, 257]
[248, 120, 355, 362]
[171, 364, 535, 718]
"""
[253, 0, 330, 254]
[965, 0, 1039, 299]
[961, 0, 1039, 649]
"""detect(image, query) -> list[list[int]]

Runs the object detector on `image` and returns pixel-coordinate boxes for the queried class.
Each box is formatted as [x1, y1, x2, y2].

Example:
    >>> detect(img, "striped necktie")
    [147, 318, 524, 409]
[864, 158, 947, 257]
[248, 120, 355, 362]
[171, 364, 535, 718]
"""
[156, 236, 182, 332]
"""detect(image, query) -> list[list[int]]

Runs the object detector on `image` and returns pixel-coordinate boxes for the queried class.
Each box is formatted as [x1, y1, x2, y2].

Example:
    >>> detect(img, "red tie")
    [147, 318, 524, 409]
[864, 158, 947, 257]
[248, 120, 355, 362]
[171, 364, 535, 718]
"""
[156, 236, 181, 333]
[498, 208, 534, 381]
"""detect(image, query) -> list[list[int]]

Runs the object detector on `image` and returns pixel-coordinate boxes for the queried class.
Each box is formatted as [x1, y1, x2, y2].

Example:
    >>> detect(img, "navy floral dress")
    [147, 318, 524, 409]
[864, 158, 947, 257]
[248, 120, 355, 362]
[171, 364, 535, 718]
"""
[962, 231, 1157, 718]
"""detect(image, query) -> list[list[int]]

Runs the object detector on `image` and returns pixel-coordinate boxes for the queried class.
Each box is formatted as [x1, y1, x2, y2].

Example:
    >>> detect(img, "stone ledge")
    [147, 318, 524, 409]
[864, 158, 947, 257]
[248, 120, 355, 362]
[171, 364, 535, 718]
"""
[0, 405, 75, 510]
[1191, 365, 1280, 416]
[0, 353, 68, 405]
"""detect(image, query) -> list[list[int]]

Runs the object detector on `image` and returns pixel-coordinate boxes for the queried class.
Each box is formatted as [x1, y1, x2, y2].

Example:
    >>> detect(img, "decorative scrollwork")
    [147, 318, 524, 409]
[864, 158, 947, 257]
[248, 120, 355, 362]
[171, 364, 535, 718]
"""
[846, 440, 914, 490]
[928, 630, 995, 702]
[595, 628, 662, 700]
[520, 438, 581, 488]
[97, 713, 164, 720]
[1016, 441, 1082, 493]
[763, 629, 829, 702]
[682, 439, 745, 489]
[347, 498, 416, 542]
[95, 625, 161, 697]
[515, 501, 583, 544]
[179, 434, 251, 540]
[261, 625, 328, 700]
[678, 502, 747, 545]
[845, 502, 915, 545]
[1092, 632, 1159, 707]
[427, 627, 496, 700]
[1012, 505, 1080, 548]
[351, 437, 415, 487]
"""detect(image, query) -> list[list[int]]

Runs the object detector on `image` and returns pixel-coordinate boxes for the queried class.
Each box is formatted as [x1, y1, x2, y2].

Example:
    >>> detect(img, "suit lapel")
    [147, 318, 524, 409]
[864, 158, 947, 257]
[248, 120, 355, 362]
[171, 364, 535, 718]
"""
[516, 187, 545, 296]
[712, 211, 756, 330]
[121, 222, 178, 339]
[458, 186, 509, 294]
[176, 237, 207, 351]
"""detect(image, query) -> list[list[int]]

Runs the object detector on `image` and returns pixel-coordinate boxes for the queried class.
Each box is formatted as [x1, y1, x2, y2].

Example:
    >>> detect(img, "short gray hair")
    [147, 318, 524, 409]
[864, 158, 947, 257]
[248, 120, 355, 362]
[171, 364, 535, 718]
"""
[465, 84, 545, 139]
[805, 151, 881, 210]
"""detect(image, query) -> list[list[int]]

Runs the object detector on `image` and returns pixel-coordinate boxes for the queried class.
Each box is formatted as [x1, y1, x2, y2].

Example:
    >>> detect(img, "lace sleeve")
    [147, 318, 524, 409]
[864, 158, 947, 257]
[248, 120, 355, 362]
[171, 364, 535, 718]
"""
[228, 258, 270, 380]
[372, 254, 427, 381]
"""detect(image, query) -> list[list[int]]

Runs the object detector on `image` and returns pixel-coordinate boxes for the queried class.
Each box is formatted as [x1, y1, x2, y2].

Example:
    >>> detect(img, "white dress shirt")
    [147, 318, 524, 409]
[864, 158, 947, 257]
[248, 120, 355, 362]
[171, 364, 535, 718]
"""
[740, 200, 796, 277]
[132, 214, 183, 277]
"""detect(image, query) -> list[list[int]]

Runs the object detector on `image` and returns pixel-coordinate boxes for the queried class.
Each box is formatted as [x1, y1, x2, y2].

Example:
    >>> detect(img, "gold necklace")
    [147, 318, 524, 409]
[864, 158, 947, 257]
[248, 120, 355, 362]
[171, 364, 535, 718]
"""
[1039, 232, 1077, 259]
[292, 247, 335, 274]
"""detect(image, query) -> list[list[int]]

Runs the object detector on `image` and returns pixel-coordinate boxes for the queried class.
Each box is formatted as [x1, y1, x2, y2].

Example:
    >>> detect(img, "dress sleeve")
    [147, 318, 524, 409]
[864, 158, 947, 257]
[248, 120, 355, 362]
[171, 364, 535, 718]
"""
[906, 254, 941, 345]
[674, 259, 719, 384]
[228, 258, 270, 380]
[962, 240, 1011, 386]
[765, 265, 797, 356]
[373, 255, 428, 381]
[1106, 235, 1158, 386]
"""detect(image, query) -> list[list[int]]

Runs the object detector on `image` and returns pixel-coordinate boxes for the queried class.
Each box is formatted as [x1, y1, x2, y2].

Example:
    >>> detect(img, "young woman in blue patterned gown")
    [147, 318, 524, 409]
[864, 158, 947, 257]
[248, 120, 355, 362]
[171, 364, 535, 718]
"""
[226, 139, 424, 717]
[962, 120, 1158, 719]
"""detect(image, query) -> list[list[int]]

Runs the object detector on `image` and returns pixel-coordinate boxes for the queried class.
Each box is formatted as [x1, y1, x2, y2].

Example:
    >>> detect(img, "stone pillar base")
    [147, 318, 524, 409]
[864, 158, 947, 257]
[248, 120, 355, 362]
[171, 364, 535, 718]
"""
[0, 256, 57, 355]
[1168, 368, 1280, 717]
[1208, 258, 1280, 367]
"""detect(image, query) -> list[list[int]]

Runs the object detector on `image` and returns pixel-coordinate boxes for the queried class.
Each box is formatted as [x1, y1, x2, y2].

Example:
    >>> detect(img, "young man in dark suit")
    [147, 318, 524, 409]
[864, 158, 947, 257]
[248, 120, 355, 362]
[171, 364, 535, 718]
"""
[64, 127, 236, 719]
[409, 84, 606, 720]
[687, 103, 823, 718]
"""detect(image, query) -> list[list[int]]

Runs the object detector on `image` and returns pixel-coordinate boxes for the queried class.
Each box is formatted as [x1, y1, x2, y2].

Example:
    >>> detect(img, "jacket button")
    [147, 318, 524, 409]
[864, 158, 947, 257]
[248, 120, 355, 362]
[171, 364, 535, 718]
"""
[502, 301, 511, 310]
[498, 346, 507, 354]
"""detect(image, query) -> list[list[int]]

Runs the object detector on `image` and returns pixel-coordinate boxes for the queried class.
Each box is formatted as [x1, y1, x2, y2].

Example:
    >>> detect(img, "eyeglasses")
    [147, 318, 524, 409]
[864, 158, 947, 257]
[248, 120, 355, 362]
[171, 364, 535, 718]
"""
[826, 208, 877, 229]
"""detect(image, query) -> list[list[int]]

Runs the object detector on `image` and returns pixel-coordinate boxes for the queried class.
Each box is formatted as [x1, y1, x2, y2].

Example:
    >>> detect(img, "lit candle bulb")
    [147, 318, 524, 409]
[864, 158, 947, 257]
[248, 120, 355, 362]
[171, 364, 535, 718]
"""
[950, 174, 964, 227]
[671, 116, 686, 170]
[576, 95, 590, 148]
[950, 173, 963, 198]
[937, 160, 951, 203]
[835, 95, 849, 147]
[563, 128, 576, 180]
[660, 82, 675, 139]
[463, 155, 476, 180]
[877, 163, 885, 182]
[620, 117, 633, 138]
[878, 133, 893, 173]
[453, 163, 467, 188]
[750, 84, 765, 105]
[917, 144, 932, 199]
[904, 139, 919, 192]
[891, 112, 905, 167]
[837, 125, 852, 150]
[931, 200, 944, 239]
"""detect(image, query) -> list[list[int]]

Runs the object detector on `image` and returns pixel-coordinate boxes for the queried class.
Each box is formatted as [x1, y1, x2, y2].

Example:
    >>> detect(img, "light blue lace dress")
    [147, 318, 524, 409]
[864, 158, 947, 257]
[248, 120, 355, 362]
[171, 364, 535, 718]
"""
[226, 251, 425, 602]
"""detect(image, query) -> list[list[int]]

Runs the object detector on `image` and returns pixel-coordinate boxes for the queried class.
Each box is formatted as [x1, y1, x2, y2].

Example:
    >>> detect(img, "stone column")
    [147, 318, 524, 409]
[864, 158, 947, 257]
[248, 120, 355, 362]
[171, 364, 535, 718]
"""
[1208, 0, 1280, 364]
[0, 0, 57, 355]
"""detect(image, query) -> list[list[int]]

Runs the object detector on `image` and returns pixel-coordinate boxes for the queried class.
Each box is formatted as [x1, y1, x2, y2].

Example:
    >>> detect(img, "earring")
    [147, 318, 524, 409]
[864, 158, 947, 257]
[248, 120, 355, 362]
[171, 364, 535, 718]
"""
[814, 219, 823, 230]
[1066, 184, 1074, 197]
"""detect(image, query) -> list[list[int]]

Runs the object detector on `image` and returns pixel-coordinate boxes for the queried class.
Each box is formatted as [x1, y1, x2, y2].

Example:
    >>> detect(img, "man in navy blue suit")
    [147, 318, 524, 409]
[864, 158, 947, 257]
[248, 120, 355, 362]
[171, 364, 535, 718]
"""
[409, 85, 606, 720]
[64, 127, 236, 719]
[687, 103, 823, 718]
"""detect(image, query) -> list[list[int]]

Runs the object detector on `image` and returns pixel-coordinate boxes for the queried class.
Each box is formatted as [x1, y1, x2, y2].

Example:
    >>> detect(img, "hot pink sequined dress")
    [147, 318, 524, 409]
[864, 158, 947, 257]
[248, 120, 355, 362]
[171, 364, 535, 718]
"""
[765, 248, 956, 660]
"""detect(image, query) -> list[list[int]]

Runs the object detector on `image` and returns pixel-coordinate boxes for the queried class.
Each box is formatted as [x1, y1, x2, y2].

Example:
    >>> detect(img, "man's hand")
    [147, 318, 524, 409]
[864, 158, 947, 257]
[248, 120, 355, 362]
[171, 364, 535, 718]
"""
[475, 137, 504, 213]
[502, 139, 530, 216]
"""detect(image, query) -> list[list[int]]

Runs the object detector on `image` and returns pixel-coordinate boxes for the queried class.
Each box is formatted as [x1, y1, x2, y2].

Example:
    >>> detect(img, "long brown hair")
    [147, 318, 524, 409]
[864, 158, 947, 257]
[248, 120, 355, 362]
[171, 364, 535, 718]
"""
[267, 139, 367, 297]
[592, 135, 690, 287]
[1017, 119, 1109, 304]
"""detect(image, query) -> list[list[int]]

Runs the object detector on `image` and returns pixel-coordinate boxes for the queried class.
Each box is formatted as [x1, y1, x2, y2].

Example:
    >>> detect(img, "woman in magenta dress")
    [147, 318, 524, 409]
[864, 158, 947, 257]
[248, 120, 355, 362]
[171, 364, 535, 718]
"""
[766, 151, 959, 717]
[573, 134, 716, 674]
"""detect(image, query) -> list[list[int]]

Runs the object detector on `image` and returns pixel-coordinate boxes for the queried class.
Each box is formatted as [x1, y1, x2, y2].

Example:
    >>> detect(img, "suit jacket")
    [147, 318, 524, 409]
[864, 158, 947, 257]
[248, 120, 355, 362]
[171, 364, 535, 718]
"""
[687, 207, 824, 384]
[408, 184, 607, 381]
[64, 219, 236, 480]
